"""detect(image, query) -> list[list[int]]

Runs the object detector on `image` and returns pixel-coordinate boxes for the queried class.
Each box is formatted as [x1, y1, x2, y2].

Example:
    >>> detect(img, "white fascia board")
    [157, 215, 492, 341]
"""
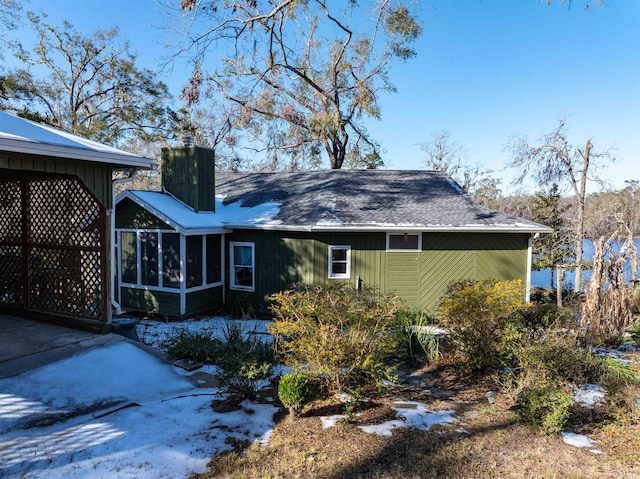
[222, 223, 314, 232]
[117, 190, 228, 236]
[0, 137, 153, 168]
[226, 223, 552, 234]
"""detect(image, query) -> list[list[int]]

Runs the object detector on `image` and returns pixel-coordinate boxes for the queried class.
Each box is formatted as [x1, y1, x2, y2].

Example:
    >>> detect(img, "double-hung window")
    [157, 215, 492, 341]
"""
[328, 245, 351, 279]
[230, 242, 255, 291]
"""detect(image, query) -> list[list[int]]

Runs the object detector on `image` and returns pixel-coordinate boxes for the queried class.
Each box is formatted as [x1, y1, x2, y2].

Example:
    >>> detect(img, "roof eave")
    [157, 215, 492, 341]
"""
[225, 223, 553, 234]
[117, 191, 228, 235]
[0, 137, 153, 169]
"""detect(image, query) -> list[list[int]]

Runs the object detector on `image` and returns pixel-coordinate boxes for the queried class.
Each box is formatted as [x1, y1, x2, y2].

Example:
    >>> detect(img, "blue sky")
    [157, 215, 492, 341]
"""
[7, 0, 640, 193]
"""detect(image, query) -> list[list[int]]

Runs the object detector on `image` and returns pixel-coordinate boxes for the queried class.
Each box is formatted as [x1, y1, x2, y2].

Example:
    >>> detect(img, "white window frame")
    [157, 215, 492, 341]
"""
[115, 229, 224, 294]
[230, 241, 255, 291]
[386, 232, 422, 252]
[328, 245, 351, 279]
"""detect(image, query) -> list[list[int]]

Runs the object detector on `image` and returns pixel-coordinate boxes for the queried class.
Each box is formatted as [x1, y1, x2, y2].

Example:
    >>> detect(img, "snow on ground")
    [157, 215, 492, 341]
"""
[0, 342, 277, 479]
[573, 384, 606, 408]
[560, 432, 603, 454]
[136, 316, 271, 350]
[2, 316, 635, 477]
[321, 401, 458, 438]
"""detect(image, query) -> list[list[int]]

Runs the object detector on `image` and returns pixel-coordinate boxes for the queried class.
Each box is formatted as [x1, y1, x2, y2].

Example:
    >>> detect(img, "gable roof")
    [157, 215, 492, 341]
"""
[215, 170, 551, 233]
[0, 111, 153, 168]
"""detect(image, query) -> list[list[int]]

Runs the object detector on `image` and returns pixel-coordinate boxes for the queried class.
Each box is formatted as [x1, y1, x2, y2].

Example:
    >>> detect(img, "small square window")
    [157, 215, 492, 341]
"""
[329, 245, 351, 279]
[387, 233, 421, 252]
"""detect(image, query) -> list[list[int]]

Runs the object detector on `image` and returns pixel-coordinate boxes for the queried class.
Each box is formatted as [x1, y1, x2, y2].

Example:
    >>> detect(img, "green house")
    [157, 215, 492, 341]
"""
[115, 145, 551, 317]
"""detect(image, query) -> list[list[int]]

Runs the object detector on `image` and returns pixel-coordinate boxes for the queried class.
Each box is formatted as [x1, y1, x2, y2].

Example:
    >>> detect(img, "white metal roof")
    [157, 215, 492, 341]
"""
[117, 190, 282, 235]
[0, 111, 153, 168]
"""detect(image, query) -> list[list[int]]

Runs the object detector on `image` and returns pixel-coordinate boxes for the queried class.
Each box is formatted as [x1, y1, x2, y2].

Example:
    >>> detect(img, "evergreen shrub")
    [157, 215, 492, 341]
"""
[278, 372, 315, 416]
[269, 283, 403, 393]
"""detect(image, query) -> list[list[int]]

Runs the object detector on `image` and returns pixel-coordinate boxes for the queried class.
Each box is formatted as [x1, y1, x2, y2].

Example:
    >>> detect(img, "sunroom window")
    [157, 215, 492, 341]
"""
[161, 233, 180, 289]
[121, 232, 137, 284]
[119, 231, 223, 291]
[230, 242, 255, 291]
[206, 234, 222, 284]
[329, 245, 351, 279]
[140, 232, 159, 286]
[186, 235, 203, 288]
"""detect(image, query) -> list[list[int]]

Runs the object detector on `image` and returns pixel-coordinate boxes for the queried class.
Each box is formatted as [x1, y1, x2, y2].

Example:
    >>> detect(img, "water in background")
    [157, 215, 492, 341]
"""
[531, 238, 640, 290]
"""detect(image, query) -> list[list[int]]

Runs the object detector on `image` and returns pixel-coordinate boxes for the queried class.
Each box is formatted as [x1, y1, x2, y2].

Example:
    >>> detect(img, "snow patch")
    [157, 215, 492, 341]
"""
[560, 432, 602, 454]
[573, 384, 606, 408]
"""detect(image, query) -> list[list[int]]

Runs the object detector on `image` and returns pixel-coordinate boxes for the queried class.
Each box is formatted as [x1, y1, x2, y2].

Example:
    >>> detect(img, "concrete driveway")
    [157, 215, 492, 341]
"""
[0, 315, 129, 379]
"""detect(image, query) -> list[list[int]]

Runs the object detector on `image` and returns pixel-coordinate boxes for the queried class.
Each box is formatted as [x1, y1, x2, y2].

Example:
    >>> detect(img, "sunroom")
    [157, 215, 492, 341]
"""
[115, 190, 226, 317]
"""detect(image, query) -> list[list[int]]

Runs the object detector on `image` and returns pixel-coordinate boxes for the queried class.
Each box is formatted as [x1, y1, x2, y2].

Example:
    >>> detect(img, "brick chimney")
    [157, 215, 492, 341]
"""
[161, 140, 215, 212]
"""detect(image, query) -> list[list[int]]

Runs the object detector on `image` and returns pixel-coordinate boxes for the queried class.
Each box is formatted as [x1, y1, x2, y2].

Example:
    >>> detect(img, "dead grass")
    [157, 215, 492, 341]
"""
[194, 358, 640, 479]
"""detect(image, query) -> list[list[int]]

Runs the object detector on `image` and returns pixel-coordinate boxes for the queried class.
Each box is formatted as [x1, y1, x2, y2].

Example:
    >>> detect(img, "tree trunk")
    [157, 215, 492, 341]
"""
[573, 139, 592, 293]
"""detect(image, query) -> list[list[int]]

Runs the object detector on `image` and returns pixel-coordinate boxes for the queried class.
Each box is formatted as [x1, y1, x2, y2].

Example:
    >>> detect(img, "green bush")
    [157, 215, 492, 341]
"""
[438, 279, 526, 371]
[628, 322, 640, 346]
[511, 332, 601, 386]
[165, 328, 221, 364]
[515, 385, 574, 435]
[278, 372, 314, 416]
[166, 321, 275, 399]
[269, 283, 403, 393]
[509, 302, 575, 331]
[396, 308, 441, 364]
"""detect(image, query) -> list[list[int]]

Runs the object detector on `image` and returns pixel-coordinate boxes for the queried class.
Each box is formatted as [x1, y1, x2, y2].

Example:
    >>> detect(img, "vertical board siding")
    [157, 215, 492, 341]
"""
[115, 198, 173, 229]
[226, 230, 530, 313]
[161, 147, 215, 212]
[1, 154, 112, 207]
[185, 287, 223, 316]
[120, 288, 181, 316]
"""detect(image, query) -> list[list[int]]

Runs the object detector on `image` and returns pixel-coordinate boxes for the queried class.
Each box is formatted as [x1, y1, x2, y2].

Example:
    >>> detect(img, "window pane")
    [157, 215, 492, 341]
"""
[186, 235, 203, 288]
[206, 235, 222, 284]
[389, 234, 419, 250]
[162, 233, 181, 289]
[140, 232, 159, 286]
[121, 232, 137, 284]
[234, 266, 253, 287]
[331, 262, 347, 275]
[332, 248, 347, 261]
[234, 245, 252, 266]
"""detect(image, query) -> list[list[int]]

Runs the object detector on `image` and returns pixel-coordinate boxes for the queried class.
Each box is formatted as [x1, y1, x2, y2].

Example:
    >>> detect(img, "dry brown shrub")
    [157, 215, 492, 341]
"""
[581, 233, 638, 345]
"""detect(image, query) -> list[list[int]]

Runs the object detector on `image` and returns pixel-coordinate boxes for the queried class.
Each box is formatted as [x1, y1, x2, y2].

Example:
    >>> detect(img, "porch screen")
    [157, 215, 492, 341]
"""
[121, 232, 137, 284]
[140, 232, 159, 286]
[206, 235, 222, 284]
[186, 235, 203, 288]
[162, 233, 180, 289]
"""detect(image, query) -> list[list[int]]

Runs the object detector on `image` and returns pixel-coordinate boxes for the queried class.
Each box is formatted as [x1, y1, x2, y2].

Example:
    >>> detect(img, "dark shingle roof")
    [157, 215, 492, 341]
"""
[215, 170, 550, 233]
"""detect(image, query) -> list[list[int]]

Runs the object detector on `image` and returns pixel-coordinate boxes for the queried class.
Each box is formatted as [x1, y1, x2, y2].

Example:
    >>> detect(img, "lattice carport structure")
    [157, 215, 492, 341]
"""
[0, 112, 152, 330]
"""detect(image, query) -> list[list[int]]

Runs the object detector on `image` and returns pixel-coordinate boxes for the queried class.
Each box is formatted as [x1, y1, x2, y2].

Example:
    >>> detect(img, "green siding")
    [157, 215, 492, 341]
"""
[227, 230, 530, 314]
[186, 287, 223, 316]
[115, 198, 173, 229]
[0, 153, 112, 207]
[120, 286, 223, 317]
[120, 287, 180, 316]
[161, 146, 215, 212]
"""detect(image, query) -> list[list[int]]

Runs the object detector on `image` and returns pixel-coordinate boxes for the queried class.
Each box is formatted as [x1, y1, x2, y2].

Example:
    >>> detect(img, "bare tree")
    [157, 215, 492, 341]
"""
[507, 118, 614, 292]
[418, 129, 492, 194]
[172, 0, 421, 170]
